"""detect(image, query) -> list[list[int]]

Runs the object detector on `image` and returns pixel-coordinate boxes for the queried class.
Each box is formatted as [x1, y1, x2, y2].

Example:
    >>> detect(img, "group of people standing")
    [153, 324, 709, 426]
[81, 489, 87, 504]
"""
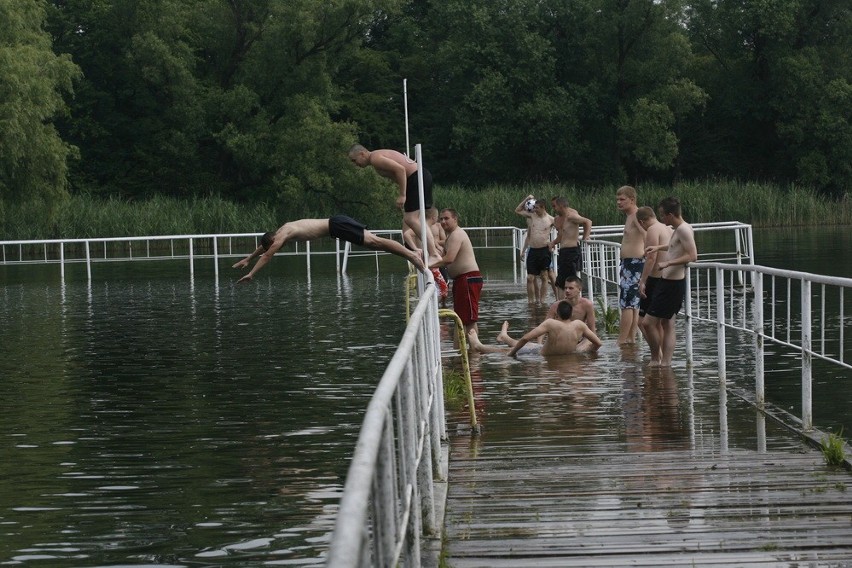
[231, 144, 696, 367]
[472, 185, 697, 367]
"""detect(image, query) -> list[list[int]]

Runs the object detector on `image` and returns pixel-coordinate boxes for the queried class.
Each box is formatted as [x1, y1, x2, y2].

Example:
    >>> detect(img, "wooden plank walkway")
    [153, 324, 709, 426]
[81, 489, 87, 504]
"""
[438, 355, 852, 566]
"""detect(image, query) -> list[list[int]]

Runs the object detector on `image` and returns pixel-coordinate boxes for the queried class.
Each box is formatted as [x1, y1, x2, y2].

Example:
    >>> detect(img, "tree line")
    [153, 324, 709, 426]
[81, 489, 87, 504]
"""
[1, 0, 850, 226]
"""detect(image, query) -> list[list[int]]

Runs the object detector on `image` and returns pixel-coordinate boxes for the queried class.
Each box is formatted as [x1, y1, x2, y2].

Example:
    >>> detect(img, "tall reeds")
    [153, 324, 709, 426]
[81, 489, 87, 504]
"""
[1, 180, 848, 239]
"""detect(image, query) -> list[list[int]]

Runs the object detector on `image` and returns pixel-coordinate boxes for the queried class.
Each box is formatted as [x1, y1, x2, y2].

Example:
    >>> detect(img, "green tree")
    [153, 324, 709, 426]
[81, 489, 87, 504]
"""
[48, 0, 404, 221]
[0, 0, 80, 222]
[684, 0, 851, 195]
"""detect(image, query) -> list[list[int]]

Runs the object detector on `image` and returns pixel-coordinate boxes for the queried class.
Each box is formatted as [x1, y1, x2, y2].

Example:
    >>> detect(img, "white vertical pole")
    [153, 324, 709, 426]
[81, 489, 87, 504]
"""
[415, 144, 428, 273]
[801, 279, 813, 431]
[685, 269, 693, 365]
[213, 237, 219, 279]
[189, 238, 194, 278]
[85, 240, 91, 281]
[754, 272, 765, 408]
[60, 242, 65, 283]
[716, 267, 726, 384]
[404, 79, 410, 157]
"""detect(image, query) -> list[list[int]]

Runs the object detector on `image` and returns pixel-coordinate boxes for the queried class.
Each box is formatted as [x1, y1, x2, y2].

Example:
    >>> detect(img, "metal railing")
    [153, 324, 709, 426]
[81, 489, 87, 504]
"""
[691, 262, 851, 431]
[583, 236, 851, 433]
[0, 227, 520, 281]
[325, 273, 446, 567]
[581, 221, 755, 312]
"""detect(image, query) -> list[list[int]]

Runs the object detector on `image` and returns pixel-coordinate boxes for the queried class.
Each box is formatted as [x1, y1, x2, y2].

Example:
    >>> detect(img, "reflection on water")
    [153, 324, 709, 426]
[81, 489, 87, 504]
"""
[1, 226, 850, 565]
[0, 259, 411, 566]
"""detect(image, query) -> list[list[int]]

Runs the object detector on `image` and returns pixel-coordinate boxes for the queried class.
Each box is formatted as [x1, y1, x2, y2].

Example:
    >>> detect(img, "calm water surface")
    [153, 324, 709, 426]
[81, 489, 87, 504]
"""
[0, 226, 849, 566]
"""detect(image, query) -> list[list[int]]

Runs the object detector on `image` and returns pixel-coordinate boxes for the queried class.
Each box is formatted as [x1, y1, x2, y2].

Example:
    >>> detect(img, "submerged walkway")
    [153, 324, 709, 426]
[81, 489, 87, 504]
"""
[437, 344, 852, 566]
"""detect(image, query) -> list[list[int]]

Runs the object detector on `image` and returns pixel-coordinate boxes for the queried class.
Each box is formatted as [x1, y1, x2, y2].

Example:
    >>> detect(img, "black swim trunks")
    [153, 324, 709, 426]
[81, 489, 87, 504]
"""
[646, 277, 686, 320]
[403, 167, 433, 213]
[526, 246, 552, 275]
[556, 246, 582, 288]
[328, 215, 366, 246]
[639, 276, 661, 317]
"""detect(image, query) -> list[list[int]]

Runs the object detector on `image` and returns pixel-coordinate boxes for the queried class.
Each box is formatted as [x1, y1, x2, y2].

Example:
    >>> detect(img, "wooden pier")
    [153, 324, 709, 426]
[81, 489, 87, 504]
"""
[435, 357, 852, 567]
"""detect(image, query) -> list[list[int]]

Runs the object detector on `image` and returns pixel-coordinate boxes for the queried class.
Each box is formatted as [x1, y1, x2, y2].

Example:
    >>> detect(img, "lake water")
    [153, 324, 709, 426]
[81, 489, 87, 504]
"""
[0, 225, 849, 566]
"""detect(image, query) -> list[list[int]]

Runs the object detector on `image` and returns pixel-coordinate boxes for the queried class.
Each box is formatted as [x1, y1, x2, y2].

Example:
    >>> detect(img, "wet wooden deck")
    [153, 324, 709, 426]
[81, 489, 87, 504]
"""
[436, 353, 852, 566]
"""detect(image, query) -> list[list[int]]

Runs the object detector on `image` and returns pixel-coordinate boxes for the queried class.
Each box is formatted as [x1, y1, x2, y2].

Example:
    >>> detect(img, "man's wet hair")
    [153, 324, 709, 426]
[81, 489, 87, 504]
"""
[657, 196, 682, 217]
[617, 185, 637, 200]
[557, 300, 574, 320]
[563, 275, 583, 289]
[636, 206, 656, 221]
[260, 231, 276, 251]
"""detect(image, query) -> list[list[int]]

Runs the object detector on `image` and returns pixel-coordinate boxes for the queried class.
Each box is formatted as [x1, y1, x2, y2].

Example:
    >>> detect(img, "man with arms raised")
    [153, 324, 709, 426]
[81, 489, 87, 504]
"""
[636, 206, 673, 364]
[551, 196, 593, 298]
[348, 144, 441, 265]
[467, 301, 602, 357]
[431, 209, 483, 338]
[616, 186, 646, 345]
[643, 197, 698, 367]
[516, 195, 557, 304]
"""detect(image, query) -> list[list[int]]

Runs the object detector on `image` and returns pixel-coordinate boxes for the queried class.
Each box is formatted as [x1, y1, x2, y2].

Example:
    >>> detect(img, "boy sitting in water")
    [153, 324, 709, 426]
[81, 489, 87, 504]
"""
[468, 301, 602, 357]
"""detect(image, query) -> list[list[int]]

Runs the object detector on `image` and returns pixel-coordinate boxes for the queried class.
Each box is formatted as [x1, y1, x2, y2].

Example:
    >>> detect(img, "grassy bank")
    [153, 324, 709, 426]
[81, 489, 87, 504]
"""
[1, 180, 849, 239]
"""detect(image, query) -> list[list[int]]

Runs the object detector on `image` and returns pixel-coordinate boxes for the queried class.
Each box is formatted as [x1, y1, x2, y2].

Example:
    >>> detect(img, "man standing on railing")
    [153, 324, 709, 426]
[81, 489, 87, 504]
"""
[348, 144, 441, 266]
[643, 197, 698, 367]
[616, 186, 647, 345]
[431, 208, 483, 338]
[551, 196, 593, 298]
[232, 216, 425, 283]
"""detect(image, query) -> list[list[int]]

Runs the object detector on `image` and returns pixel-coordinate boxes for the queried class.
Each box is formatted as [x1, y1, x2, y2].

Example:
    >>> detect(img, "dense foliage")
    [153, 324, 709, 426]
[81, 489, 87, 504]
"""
[1, 0, 850, 231]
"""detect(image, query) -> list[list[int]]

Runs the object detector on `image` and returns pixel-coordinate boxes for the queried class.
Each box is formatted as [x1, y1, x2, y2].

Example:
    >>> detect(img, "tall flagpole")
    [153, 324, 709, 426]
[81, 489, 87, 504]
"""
[403, 79, 410, 157]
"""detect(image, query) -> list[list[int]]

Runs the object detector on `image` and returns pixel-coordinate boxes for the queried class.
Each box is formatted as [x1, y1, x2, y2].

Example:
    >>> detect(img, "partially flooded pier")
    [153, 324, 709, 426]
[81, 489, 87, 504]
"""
[439, 362, 852, 566]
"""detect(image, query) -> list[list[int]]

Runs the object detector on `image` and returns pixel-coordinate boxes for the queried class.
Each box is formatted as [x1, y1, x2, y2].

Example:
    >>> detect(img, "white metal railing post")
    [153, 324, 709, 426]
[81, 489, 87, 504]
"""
[374, 418, 397, 566]
[189, 238, 194, 278]
[415, 144, 429, 276]
[85, 240, 91, 280]
[60, 242, 65, 282]
[716, 266, 726, 384]
[306, 241, 312, 274]
[801, 279, 813, 431]
[754, 272, 765, 408]
[213, 237, 219, 279]
[685, 269, 694, 365]
[415, 332, 436, 536]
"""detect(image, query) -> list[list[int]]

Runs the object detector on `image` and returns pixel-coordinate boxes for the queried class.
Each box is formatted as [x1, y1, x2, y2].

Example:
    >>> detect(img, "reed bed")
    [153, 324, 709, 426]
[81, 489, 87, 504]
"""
[1, 181, 848, 239]
[433, 180, 850, 228]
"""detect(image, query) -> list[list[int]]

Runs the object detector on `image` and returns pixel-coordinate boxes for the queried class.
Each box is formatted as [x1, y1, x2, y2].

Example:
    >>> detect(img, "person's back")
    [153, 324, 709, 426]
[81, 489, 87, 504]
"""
[540, 318, 587, 355]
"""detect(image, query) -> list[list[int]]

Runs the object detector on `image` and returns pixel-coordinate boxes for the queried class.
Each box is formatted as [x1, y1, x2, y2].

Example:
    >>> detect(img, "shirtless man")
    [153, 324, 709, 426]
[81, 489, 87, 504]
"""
[551, 196, 593, 299]
[516, 195, 556, 304]
[403, 208, 448, 304]
[348, 144, 440, 265]
[545, 275, 596, 333]
[233, 215, 425, 283]
[467, 301, 602, 357]
[643, 197, 698, 367]
[430, 208, 483, 336]
[636, 206, 673, 364]
[616, 186, 646, 345]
